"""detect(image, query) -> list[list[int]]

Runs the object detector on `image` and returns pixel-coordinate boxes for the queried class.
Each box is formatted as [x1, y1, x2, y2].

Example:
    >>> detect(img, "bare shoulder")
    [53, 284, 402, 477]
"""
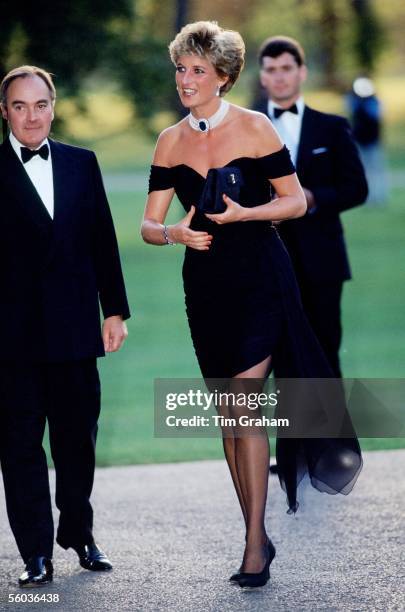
[229, 105, 283, 156]
[153, 119, 187, 166]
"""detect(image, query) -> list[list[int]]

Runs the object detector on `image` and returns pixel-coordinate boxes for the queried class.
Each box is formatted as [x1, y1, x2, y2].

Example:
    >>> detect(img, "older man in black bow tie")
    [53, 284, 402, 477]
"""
[254, 36, 368, 379]
[0, 66, 130, 587]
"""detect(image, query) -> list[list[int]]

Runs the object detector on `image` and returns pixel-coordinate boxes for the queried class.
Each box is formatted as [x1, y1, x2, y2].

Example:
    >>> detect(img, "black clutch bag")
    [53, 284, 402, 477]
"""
[197, 166, 244, 214]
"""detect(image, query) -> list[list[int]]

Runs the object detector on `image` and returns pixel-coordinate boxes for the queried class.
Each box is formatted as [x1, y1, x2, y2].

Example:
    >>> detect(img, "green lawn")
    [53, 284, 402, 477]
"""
[79, 181, 405, 466]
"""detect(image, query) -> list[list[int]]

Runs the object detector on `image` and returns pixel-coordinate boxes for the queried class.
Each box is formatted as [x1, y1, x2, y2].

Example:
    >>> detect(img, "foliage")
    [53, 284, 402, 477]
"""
[110, 36, 175, 135]
[243, 0, 386, 88]
[0, 1, 133, 95]
[106, 0, 177, 134]
[0, 1, 402, 140]
[351, 0, 385, 74]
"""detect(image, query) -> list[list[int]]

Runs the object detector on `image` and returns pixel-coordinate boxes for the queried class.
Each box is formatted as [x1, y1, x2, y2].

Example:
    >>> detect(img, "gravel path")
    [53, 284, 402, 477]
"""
[0, 450, 404, 612]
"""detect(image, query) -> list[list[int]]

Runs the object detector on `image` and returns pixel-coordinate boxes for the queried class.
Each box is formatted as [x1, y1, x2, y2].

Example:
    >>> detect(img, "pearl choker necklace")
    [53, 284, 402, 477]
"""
[188, 100, 230, 133]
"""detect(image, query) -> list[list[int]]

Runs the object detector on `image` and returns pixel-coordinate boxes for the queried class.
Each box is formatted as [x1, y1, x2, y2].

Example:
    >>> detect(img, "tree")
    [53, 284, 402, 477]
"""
[318, 0, 340, 87]
[108, 0, 179, 133]
[351, 0, 385, 74]
[0, 1, 134, 96]
[176, 0, 189, 31]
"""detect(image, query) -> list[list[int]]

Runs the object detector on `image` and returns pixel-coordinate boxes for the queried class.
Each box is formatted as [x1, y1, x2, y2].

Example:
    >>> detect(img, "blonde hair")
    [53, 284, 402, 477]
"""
[0, 65, 56, 107]
[169, 21, 245, 95]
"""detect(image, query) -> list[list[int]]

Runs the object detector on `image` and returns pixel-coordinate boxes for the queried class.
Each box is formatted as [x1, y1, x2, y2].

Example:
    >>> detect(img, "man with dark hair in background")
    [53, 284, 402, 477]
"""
[0, 66, 130, 586]
[254, 36, 368, 378]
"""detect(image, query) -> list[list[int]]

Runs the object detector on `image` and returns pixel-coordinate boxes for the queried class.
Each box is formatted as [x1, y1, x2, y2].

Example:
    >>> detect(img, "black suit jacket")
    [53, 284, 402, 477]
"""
[255, 102, 368, 283]
[0, 137, 130, 362]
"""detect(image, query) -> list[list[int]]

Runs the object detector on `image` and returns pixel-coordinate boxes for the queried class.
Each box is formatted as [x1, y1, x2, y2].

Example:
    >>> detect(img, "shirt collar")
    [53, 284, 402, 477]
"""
[268, 96, 305, 120]
[9, 131, 50, 163]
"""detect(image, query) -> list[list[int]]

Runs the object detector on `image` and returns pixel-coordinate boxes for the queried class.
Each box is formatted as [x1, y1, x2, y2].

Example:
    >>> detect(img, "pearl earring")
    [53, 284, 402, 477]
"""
[216, 85, 221, 97]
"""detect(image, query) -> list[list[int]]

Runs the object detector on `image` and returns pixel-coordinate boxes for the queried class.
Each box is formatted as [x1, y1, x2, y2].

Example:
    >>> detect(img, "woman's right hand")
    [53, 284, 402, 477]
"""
[170, 206, 213, 250]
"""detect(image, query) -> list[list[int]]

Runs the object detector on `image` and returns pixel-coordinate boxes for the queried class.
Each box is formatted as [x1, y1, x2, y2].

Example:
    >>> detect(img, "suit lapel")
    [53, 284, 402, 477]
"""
[261, 100, 308, 174]
[296, 106, 317, 176]
[257, 101, 318, 177]
[0, 138, 53, 232]
[49, 138, 73, 226]
[45, 139, 79, 264]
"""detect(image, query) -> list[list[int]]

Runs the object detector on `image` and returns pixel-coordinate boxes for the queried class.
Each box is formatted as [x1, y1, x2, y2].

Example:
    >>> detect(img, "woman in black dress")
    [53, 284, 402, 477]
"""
[142, 21, 362, 588]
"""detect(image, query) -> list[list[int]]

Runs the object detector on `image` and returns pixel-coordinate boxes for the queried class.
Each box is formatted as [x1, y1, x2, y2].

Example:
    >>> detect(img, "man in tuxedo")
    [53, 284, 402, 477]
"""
[255, 36, 368, 378]
[0, 66, 130, 586]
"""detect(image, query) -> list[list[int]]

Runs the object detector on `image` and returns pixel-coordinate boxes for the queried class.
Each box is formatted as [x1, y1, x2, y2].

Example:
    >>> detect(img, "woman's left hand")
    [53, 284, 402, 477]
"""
[205, 194, 246, 224]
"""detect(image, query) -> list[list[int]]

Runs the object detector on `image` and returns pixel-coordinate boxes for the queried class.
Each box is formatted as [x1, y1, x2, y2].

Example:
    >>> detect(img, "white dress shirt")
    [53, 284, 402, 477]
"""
[9, 131, 54, 219]
[268, 96, 305, 166]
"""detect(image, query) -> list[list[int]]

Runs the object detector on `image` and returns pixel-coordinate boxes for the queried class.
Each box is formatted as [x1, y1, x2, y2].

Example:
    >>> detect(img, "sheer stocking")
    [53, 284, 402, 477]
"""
[219, 355, 273, 573]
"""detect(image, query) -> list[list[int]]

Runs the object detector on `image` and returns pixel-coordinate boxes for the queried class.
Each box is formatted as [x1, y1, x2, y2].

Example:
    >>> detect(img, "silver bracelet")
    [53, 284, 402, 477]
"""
[163, 225, 176, 245]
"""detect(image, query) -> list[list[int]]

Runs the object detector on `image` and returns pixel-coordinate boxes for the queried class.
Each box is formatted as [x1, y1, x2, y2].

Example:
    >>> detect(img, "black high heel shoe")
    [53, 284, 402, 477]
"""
[229, 534, 247, 583]
[229, 567, 242, 583]
[236, 540, 276, 589]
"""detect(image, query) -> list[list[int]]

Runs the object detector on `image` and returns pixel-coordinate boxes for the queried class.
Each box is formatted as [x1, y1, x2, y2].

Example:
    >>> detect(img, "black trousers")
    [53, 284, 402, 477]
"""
[297, 279, 344, 378]
[0, 360, 100, 563]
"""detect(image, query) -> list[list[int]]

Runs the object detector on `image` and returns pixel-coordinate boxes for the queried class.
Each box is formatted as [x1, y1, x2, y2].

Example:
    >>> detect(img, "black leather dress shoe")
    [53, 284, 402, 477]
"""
[74, 543, 113, 571]
[18, 557, 53, 587]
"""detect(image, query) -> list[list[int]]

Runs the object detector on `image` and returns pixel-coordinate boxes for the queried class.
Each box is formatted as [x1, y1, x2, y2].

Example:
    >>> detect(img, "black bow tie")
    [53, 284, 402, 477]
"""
[21, 144, 49, 164]
[273, 104, 298, 119]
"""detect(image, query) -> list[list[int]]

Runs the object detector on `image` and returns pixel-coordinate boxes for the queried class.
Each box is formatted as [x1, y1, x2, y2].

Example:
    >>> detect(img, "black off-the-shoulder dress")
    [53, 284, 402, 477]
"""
[148, 145, 362, 513]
